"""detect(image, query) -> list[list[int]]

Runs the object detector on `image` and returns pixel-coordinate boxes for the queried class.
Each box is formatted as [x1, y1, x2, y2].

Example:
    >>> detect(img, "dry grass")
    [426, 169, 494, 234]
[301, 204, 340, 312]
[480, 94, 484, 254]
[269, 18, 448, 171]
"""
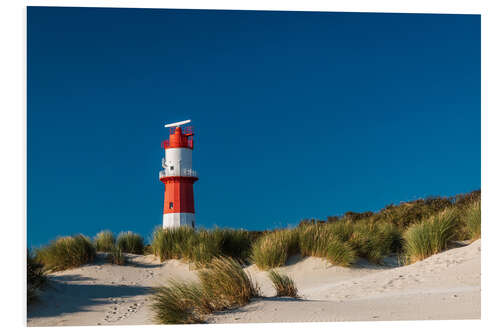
[117, 231, 144, 254]
[151, 280, 208, 324]
[107, 246, 125, 265]
[35, 234, 96, 272]
[403, 208, 459, 264]
[151, 226, 255, 266]
[465, 201, 481, 240]
[250, 229, 298, 270]
[268, 270, 298, 298]
[27, 250, 47, 305]
[151, 257, 260, 324]
[94, 230, 115, 252]
[198, 257, 260, 310]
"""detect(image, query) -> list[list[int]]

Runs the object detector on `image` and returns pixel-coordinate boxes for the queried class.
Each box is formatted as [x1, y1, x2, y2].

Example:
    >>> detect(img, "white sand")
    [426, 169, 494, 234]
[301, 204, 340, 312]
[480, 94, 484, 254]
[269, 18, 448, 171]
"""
[27, 240, 480, 326]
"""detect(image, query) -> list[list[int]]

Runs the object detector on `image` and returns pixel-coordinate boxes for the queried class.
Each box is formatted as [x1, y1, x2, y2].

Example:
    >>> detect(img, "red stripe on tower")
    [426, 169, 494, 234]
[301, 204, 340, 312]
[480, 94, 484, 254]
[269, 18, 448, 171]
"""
[159, 120, 198, 228]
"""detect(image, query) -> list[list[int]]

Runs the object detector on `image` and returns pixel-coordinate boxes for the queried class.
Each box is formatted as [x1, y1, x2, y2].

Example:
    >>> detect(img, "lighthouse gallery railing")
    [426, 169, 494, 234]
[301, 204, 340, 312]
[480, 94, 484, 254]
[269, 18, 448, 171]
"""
[159, 168, 198, 179]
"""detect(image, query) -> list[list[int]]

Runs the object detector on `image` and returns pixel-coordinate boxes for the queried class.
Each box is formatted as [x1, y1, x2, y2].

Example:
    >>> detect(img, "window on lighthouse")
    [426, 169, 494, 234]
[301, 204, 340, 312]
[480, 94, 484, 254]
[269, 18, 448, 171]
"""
[170, 166, 174, 171]
[169, 202, 174, 209]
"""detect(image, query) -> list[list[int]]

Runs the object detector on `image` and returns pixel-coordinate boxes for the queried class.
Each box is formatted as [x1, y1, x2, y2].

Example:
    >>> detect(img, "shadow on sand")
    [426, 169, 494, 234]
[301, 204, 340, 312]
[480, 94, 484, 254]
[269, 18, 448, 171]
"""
[284, 254, 402, 270]
[28, 274, 154, 319]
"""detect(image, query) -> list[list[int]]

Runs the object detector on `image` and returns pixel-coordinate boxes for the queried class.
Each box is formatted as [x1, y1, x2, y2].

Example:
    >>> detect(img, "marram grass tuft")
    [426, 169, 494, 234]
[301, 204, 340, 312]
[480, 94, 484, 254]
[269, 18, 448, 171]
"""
[151, 256, 260, 324]
[403, 208, 459, 264]
[268, 270, 298, 298]
[117, 231, 144, 254]
[35, 234, 96, 272]
[94, 230, 115, 252]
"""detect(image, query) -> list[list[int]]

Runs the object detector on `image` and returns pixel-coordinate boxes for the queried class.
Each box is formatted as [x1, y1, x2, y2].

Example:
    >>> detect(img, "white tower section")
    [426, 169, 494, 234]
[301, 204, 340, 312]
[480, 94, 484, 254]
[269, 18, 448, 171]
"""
[160, 148, 197, 178]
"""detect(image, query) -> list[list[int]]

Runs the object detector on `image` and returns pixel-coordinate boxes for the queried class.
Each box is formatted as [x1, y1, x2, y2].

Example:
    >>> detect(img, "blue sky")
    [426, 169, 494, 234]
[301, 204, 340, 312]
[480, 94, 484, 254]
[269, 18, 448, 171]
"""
[27, 7, 480, 247]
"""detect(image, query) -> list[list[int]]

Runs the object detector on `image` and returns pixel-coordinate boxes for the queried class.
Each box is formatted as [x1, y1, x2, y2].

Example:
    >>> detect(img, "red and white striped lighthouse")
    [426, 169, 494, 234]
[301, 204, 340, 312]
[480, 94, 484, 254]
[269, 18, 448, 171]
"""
[159, 120, 198, 229]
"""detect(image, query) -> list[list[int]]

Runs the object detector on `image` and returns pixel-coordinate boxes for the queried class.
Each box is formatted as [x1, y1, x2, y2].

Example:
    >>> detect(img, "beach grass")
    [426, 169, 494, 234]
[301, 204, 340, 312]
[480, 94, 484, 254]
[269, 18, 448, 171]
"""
[464, 201, 481, 240]
[108, 245, 125, 265]
[348, 222, 402, 264]
[403, 208, 459, 264]
[151, 281, 208, 324]
[27, 250, 47, 304]
[117, 231, 144, 254]
[151, 256, 259, 324]
[198, 257, 260, 310]
[35, 234, 96, 272]
[326, 239, 357, 266]
[268, 270, 298, 298]
[250, 229, 299, 270]
[94, 230, 115, 252]
[151, 226, 254, 265]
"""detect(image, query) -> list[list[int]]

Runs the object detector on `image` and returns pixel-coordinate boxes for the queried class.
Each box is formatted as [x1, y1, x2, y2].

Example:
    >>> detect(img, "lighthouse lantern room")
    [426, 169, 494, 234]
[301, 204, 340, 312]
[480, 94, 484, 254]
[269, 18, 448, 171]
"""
[159, 120, 198, 229]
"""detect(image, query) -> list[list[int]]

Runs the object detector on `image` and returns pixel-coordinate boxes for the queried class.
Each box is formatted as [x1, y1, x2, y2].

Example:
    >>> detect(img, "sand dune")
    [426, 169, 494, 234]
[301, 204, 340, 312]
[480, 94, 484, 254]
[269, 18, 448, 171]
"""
[27, 240, 480, 326]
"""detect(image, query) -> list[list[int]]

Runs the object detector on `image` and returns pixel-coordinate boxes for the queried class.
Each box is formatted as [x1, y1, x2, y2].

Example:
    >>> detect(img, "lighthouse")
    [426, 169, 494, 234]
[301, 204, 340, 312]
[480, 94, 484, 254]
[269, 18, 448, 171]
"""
[159, 120, 198, 229]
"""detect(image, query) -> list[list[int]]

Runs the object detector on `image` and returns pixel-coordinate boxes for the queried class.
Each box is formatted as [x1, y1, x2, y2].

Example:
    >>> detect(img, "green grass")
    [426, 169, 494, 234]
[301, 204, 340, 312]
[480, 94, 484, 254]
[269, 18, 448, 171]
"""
[27, 250, 47, 304]
[325, 239, 357, 266]
[151, 257, 260, 324]
[94, 230, 115, 252]
[464, 202, 481, 240]
[107, 246, 125, 265]
[151, 226, 195, 261]
[117, 231, 144, 254]
[198, 257, 260, 310]
[347, 222, 402, 264]
[403, 208, 459, 264]
[35, 234, 96, 272]
[151, 226, 254, 266]
[250, 229, 298, 270]
[151, 281, 208, 324]
[268, 270, 298, 298]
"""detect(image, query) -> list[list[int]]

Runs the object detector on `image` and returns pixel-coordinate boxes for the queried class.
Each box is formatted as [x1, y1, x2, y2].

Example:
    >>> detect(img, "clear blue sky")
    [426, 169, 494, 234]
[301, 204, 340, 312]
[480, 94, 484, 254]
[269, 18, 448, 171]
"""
[27, 7, 480, 247]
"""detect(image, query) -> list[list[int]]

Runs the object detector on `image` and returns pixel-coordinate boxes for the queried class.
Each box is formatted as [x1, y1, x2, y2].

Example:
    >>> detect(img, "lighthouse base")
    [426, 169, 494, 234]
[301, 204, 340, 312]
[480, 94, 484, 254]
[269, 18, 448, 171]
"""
[163, 213, 196, 229]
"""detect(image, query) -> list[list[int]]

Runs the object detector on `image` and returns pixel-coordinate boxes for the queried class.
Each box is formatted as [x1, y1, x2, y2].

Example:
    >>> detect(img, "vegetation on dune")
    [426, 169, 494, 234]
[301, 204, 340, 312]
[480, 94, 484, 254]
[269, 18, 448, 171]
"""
[117, 231, 144, 254]
[302, 190, 481, 229]
[32, 190, 480, 274]
[464, 201, 481, 240]
[151, 226, 253, 266]
[151, 281, 208, 324]
[402, 208, 459, 264]
[251, 220, 401, 269]
[35, 234, 96, 272]
[151, 257, 260, 324]
[250, 229, 299, 270]
[325, 239, 357, 267]
[94, 230, 115, 252]
[198, 257, 260, 309]
[27, 250, 47, 304]
[107, 245, 125, 265]
[268, 270, 298, 298]
[348, 222, 402, 264]
[297, 223, 357, 266]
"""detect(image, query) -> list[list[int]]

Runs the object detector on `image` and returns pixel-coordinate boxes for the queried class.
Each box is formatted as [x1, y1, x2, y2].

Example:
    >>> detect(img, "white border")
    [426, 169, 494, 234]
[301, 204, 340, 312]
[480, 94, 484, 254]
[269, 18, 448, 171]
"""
[2, 1, 499, 332]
